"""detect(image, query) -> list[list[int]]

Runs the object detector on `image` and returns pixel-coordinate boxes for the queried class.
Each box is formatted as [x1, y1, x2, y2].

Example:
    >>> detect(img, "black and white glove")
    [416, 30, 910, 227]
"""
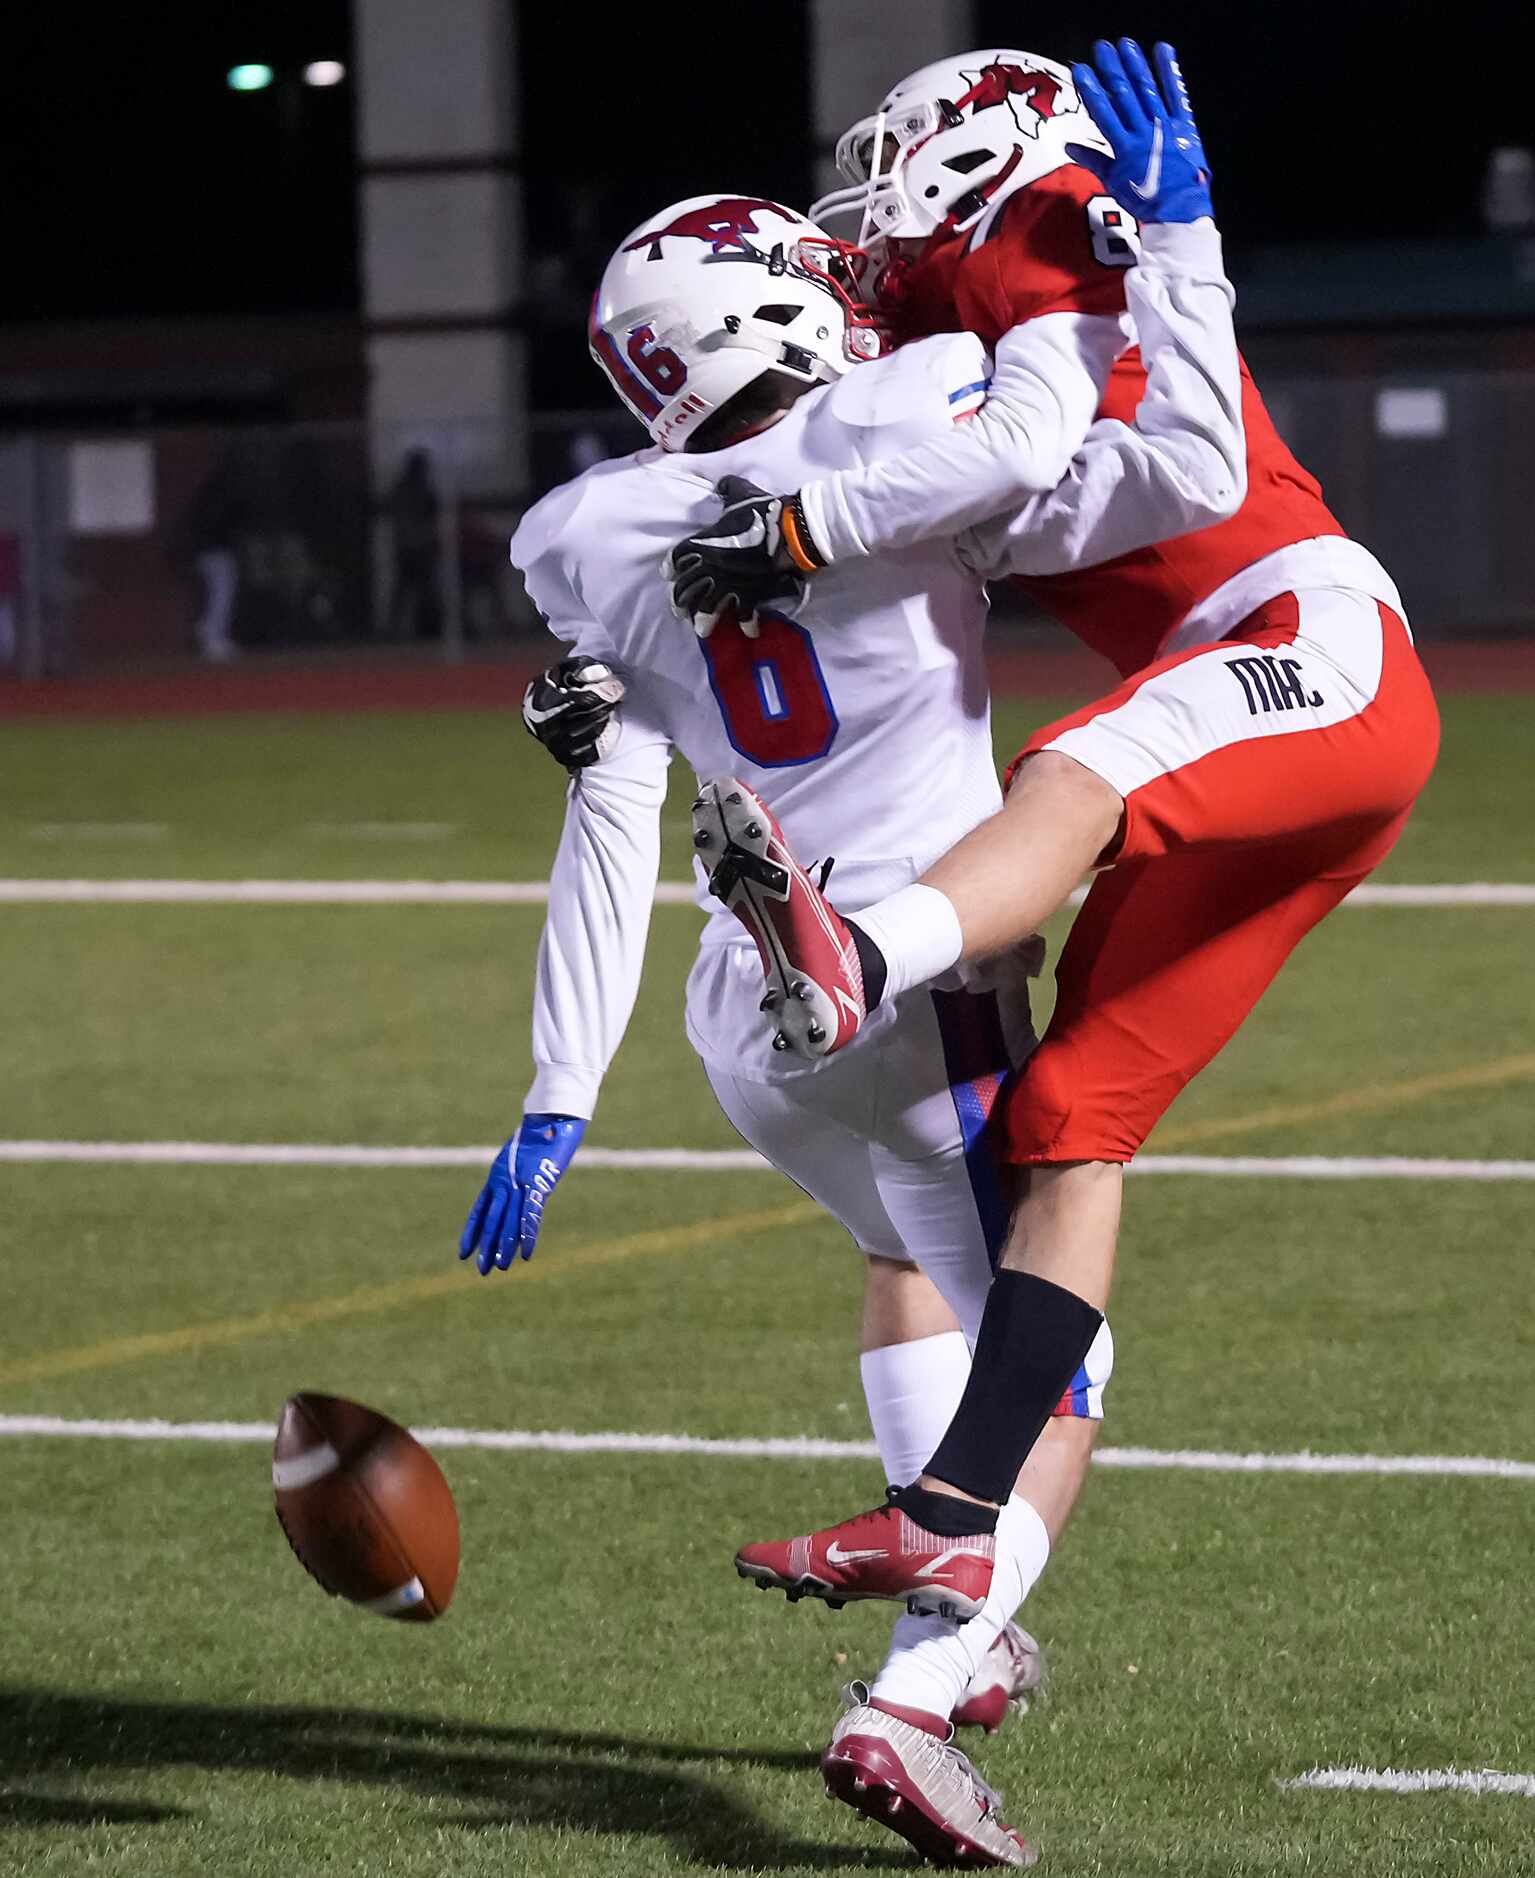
[663, 476, 827, 638]
[521, 656, 626, 770]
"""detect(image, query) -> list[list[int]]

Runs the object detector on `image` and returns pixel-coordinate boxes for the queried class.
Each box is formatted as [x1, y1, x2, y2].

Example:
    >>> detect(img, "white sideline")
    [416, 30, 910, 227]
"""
[1282, 1767, 1535, 1798]
[0, 1140, 1531, 1181]
[1, 1416, 1533, 1480]
[0, 878, 1532, 907]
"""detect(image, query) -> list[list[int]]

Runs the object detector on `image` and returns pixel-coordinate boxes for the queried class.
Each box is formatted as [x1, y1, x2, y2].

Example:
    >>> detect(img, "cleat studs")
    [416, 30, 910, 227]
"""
[806, 1024, 826, 1045]
[825, 1596, 846, 1611]
[906, 1597, 921, 1616]
[772, 1031, 791, 1052]
[886, 1794, 902, 1815]
[691, 795, 706, 813]
[693, 829, 712, 848]
[790, 981, 814, 1001]
[745, 820, 763, 839]
[852, 1778, 867, 1793]
[725, 791, 743, 806]
[760, 990, 781, 1012]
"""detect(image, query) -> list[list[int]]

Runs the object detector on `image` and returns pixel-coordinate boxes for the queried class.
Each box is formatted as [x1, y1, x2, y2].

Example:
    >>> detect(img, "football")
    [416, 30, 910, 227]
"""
[272, 1392, 460, 1621]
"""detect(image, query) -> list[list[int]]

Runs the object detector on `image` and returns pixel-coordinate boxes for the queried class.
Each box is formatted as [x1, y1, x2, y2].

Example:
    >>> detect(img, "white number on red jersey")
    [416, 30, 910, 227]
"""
[1085, 195, 1141, 268]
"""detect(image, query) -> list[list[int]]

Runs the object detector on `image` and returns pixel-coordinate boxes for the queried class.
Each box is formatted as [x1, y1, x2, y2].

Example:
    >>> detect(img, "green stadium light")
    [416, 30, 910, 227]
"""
[227, 64, 275, 92]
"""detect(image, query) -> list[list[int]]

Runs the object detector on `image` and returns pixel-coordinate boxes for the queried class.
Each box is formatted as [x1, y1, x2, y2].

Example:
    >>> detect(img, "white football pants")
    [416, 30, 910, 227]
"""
[693, 941, 1035, 1342]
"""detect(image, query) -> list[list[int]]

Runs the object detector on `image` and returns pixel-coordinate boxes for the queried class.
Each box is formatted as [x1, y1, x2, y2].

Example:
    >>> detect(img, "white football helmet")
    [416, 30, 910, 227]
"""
[589, 194, 884, 452]
[811, 49, 1109, 249]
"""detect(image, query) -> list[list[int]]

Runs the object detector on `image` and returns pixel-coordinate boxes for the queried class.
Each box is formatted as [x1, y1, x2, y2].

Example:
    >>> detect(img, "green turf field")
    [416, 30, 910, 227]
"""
[2, 698, 1533, 1877]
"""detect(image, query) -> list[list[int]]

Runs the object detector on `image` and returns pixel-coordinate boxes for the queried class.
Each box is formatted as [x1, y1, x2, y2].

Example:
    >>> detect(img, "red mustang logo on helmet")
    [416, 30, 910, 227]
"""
[957, 61, 1067, 136]
[624, 197, 789, 258]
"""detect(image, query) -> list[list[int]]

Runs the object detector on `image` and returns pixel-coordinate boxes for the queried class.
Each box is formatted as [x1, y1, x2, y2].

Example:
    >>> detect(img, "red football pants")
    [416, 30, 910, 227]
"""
[1002, 591, 1440, 1164]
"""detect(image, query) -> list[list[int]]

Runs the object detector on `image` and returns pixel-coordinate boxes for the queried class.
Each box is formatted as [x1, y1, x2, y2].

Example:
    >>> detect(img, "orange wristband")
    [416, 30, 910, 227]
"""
[779, 496, 826, 574]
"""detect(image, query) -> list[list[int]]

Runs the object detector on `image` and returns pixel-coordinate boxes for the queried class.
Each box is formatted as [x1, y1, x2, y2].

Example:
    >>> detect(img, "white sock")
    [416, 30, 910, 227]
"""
[853, 883, 964, 1005]
[871, 1495, 1051, 1722]
[859, 1330, 971, 1488]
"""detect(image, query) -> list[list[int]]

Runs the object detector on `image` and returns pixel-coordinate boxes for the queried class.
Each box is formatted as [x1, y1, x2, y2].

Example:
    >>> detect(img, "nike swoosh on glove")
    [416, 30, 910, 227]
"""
[522, 657, 626, 770]
[664, 476, 827, 638]
[1065, 39, 1213, 225]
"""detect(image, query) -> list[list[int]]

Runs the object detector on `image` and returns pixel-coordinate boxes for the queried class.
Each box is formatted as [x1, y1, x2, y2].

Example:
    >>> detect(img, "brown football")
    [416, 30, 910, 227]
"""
[272, 1392, 459, 1620]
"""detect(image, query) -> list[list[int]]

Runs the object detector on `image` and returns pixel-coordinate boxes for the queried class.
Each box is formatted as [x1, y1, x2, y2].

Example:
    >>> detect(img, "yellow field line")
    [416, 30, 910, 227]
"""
[0, 1199, 818, 1389]
[1154, 1052, 1535, 1148]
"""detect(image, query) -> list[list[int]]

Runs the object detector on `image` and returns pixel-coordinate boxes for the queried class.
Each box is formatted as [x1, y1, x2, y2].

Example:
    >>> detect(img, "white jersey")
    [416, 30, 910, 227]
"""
[510, 220, 1243, 1117]
[517, 332, 1008, 922]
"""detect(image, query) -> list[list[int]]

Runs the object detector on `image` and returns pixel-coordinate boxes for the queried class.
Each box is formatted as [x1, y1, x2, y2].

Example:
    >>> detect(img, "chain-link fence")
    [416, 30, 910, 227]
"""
[2, 365, 1532, 679]
[0, 411, 642, 679]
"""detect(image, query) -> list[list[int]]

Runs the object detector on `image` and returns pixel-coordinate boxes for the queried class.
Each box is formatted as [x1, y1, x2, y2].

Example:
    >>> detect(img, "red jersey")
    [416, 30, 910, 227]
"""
[893, 166, 1346, 678]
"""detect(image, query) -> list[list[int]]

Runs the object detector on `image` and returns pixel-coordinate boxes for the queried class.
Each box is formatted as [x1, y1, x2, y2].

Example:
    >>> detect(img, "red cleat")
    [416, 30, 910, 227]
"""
[953, 1622, 1046, 1733]
[690, 777, 865, 1060]
[821, 1683, 1038, 1868]
[734, 1496, 995, 1622]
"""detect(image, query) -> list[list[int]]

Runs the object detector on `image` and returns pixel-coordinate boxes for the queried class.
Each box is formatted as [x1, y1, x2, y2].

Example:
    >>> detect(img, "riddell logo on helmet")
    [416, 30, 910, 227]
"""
[625, 198, 789, 259]
[958, 60, 1068, 136]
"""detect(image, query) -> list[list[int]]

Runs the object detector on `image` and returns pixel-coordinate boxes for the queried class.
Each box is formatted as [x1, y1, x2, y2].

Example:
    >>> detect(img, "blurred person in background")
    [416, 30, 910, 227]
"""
[185, 454, 246, 664]
[0, 530, 18, 668]
[1482, 146, 1535, 234]
[385, 449, 442, 640]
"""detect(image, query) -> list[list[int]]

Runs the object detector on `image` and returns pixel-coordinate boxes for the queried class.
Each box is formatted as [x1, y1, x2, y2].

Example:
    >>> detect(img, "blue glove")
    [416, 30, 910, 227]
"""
[458, 1113, 586, 1274]
[1066, 40, 1213, 225]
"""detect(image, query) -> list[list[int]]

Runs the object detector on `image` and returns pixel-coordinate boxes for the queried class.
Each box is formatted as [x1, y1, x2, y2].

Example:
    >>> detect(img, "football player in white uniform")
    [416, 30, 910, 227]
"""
[461, 72, 1244, 1866]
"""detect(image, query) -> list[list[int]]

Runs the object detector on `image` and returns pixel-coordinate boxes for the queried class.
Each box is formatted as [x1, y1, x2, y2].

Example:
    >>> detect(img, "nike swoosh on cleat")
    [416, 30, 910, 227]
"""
[825, 1542, 888, 1566]
[1127, 117, 1163, 201]
[522, 700, 568, 726]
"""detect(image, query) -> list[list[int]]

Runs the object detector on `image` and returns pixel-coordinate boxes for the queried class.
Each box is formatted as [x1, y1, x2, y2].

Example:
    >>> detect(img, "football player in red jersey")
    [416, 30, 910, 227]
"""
[667, 29, 1438, 1795]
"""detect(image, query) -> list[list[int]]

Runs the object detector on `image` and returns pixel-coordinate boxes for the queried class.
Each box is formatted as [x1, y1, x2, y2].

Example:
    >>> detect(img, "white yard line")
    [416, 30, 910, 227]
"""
[1341, 884, 1535, 907]
[1, 1415, 1532, 1480]
[1092, 1447, 1535, 1480]
[1129, 1155, 1535, 1182]
[0, 1140, 1530, 1180]
[0, 1141, 768, 1170]
[25, 823, 170, 842]
[1282, 1767, 1535, 1798]
[305, 823, 460, 841]
[0, 878, 702, 905]
[0, 879, 1531, 906]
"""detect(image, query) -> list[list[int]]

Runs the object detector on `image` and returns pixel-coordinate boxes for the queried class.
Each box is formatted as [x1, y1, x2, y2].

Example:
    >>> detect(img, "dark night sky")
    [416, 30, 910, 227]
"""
[0, 0, 1529, 325]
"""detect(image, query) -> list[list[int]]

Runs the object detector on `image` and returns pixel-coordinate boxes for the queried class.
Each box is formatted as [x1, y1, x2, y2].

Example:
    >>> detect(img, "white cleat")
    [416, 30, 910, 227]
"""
[954, 1623, 1046, 1733]
[690, 777, 865, 1060]
[820, 1683, 1038, 1868]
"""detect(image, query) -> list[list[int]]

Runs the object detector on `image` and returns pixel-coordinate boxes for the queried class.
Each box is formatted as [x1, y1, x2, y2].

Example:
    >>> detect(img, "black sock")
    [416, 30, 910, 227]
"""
[888, 1481, 999, 1537]
[846, 918, 887, 1009]
[926, 1270, 1104, 1505]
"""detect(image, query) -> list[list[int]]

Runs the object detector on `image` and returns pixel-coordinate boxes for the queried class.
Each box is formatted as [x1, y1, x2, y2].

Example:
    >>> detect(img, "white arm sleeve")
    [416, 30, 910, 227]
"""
[795, 310, 1125, 564]
[524, 702, 671, 1121]
[959, 221, 1245, 579]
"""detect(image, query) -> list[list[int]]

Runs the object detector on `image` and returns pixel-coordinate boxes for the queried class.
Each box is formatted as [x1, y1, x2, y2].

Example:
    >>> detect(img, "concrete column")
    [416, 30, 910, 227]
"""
[810, 0, 976, 202]
[355, 0, 525, 498]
